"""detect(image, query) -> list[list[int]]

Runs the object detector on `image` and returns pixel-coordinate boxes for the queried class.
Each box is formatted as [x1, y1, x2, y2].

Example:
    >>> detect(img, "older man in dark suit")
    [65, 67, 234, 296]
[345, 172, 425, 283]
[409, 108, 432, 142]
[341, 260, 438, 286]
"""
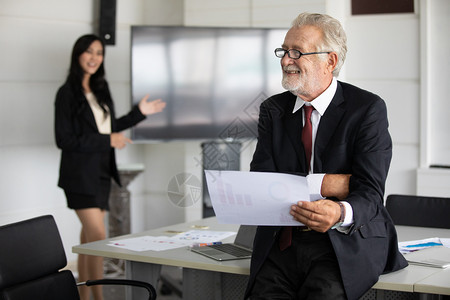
[245, 12, 407, 300]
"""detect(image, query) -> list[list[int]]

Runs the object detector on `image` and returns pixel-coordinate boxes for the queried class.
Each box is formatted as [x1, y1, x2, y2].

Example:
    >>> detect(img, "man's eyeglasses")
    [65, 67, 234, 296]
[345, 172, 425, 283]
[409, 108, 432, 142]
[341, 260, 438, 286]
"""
[274, 48, 331, 59]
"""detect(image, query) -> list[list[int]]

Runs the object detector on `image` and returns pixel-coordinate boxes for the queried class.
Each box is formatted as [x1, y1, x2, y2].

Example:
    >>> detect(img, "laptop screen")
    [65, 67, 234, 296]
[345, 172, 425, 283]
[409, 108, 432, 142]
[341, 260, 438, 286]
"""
[234, 225, 257, 250]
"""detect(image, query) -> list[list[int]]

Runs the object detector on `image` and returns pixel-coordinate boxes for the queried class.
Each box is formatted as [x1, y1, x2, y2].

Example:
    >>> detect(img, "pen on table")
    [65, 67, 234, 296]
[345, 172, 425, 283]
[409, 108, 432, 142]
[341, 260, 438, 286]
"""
[189, 242, 222, 248]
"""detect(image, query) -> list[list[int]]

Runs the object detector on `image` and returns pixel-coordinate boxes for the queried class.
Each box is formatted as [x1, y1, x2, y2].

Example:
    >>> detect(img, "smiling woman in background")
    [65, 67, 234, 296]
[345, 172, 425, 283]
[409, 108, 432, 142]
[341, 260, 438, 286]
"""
[54, 34, 165, 300]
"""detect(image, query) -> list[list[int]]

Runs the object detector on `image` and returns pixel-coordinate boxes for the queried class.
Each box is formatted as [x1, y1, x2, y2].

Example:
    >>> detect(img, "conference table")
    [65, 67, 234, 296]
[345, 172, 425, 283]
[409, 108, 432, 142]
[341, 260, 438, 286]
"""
[72, 217, 450, 300]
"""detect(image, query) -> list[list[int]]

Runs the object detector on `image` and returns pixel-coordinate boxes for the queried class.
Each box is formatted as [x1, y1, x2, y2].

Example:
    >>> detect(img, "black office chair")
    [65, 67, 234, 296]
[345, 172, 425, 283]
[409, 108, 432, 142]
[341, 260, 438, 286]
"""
[386, 194, 450, 228]
[0, 215, 157, 300]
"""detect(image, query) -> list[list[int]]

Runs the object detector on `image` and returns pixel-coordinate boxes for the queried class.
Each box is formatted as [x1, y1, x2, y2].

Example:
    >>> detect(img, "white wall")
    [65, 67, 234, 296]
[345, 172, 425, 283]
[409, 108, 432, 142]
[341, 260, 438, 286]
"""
[425, 0, 450, 167]
[0, 0, 184, 263]
[1, 0, 98, 263]
[416, 0, 450, 197]
[345, 10, 420, 197]
[0, 0, 447, 264]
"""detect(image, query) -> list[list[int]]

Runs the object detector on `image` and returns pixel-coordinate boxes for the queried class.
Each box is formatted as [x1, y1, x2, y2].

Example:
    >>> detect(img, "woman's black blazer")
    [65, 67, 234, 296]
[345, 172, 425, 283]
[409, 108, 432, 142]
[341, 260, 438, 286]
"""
[54, 82, 145, 195]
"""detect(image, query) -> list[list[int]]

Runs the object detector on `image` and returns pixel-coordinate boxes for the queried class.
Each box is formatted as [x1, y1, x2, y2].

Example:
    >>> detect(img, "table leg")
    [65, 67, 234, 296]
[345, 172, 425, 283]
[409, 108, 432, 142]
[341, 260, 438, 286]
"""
[182, 268, 248, 300]
[125, 261, 161, 300]
[419, 294, 445, 300]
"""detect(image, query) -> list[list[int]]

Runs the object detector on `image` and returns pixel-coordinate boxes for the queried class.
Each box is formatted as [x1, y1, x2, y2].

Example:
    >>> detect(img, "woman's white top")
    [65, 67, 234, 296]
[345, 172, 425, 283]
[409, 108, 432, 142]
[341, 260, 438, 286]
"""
[85, 92, 111, 134]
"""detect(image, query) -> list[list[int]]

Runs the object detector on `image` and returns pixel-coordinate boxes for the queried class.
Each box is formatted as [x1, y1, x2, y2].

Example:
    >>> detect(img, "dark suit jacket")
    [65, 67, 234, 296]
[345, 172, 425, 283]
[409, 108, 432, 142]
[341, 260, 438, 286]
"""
[54, 82, 145, 195]
[245, 81, 407, 300]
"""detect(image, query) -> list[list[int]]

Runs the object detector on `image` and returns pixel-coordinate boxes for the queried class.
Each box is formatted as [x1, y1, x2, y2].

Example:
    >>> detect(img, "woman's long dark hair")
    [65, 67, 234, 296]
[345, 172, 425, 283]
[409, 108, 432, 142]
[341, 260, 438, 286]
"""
[66, 34, 111, 110]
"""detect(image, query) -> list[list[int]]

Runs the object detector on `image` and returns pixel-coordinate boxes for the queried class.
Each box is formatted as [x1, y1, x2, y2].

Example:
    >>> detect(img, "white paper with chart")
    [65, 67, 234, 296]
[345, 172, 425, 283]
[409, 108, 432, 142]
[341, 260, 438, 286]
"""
[205, 170, 311, 225]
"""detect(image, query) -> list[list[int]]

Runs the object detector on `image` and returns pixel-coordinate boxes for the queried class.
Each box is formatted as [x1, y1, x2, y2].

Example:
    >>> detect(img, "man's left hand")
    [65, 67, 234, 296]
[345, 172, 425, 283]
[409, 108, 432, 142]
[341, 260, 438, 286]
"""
[290, 200, 341, 232]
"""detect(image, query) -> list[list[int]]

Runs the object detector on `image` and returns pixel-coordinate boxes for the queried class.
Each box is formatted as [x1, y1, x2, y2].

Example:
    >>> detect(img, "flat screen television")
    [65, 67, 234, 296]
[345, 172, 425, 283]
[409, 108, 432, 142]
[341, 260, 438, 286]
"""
[130, 26, 287, 142]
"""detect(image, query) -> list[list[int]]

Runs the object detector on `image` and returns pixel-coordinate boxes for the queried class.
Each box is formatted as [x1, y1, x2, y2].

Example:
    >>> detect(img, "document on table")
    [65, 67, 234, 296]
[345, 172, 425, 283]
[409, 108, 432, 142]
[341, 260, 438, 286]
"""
[204, 170, 311, 226]
[399, 238, 450, 268]
[398, 237, 450, 254]
[107, 230, 236, 252]
[403, 246, 450, 268]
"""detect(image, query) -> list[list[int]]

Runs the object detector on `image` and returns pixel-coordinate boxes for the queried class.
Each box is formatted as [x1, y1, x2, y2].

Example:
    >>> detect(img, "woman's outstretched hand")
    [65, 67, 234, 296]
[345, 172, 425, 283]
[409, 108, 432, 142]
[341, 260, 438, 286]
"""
[138, 94, 166, 115]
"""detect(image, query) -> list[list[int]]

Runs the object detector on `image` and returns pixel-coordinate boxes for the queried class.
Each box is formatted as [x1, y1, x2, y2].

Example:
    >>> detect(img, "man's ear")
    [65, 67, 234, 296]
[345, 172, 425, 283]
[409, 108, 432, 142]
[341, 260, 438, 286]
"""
[327, 52, 338, 73]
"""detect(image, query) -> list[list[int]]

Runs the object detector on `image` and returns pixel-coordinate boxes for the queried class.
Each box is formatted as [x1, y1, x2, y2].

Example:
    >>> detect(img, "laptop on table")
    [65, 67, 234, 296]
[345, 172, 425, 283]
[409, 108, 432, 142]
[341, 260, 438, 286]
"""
[190, 225, 257, 261]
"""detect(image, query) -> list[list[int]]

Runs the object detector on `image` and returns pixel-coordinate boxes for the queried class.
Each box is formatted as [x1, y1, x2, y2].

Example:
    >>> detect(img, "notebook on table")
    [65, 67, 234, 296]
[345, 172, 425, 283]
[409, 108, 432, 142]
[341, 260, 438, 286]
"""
[190, 225, 257, 261]
[404, 246, 450, 268]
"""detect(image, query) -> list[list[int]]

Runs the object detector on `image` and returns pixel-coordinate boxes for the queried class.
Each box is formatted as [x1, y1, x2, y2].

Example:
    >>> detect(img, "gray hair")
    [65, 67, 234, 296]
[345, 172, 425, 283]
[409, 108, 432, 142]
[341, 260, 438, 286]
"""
[291, 12, 347, 77]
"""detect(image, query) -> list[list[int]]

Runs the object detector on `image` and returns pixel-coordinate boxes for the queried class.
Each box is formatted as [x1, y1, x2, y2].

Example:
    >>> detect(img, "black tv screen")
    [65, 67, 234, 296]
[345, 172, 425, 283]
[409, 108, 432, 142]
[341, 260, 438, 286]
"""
[130, 26, 286, 141]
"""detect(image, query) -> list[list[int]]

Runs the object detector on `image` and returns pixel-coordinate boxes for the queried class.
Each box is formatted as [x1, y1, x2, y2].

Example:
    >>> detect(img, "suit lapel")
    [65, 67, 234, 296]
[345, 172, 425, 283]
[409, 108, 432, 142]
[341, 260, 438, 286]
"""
[314, 83, 346, 172]
[282, 96, 307, 170]
[285, 110, 305, 161]
[79, 94, 99, 131]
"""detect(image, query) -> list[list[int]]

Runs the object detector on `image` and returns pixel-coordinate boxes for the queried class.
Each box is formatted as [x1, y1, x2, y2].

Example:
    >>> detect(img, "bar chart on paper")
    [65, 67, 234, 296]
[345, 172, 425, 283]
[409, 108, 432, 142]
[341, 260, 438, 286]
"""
[204, 170, 311, 225]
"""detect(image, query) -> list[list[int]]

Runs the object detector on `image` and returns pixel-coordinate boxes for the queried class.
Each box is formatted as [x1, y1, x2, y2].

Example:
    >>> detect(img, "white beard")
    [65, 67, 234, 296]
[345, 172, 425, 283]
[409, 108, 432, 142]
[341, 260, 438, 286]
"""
[282, 73, 303, 93]
[281, 70, 323, 99]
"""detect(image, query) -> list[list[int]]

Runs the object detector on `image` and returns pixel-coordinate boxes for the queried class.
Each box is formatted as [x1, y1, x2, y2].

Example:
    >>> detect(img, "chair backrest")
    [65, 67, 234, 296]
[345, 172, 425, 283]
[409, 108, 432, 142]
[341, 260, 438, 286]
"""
[386, 194, 450, 228]
[0, 215, 79, 300]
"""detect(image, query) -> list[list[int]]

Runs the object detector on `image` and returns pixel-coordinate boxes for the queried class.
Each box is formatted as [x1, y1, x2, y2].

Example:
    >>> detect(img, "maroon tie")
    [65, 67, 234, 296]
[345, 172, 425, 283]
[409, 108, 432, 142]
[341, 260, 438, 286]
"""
[279, 105, 314, 251]
[302, 105, 314, 171]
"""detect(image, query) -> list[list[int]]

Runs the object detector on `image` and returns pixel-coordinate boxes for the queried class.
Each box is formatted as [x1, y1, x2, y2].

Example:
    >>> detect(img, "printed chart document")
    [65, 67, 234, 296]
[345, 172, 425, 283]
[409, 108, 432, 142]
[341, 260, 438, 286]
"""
[205, 170, 311, 225]
[107, 230, 236, 252]
[399, 237, 450, 268]
[398, 237, 448, 254]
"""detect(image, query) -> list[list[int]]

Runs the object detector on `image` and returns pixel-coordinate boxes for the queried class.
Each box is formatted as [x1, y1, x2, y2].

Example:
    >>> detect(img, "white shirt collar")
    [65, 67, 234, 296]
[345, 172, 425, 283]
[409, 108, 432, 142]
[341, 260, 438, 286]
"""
[292, 77, 338, 116]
